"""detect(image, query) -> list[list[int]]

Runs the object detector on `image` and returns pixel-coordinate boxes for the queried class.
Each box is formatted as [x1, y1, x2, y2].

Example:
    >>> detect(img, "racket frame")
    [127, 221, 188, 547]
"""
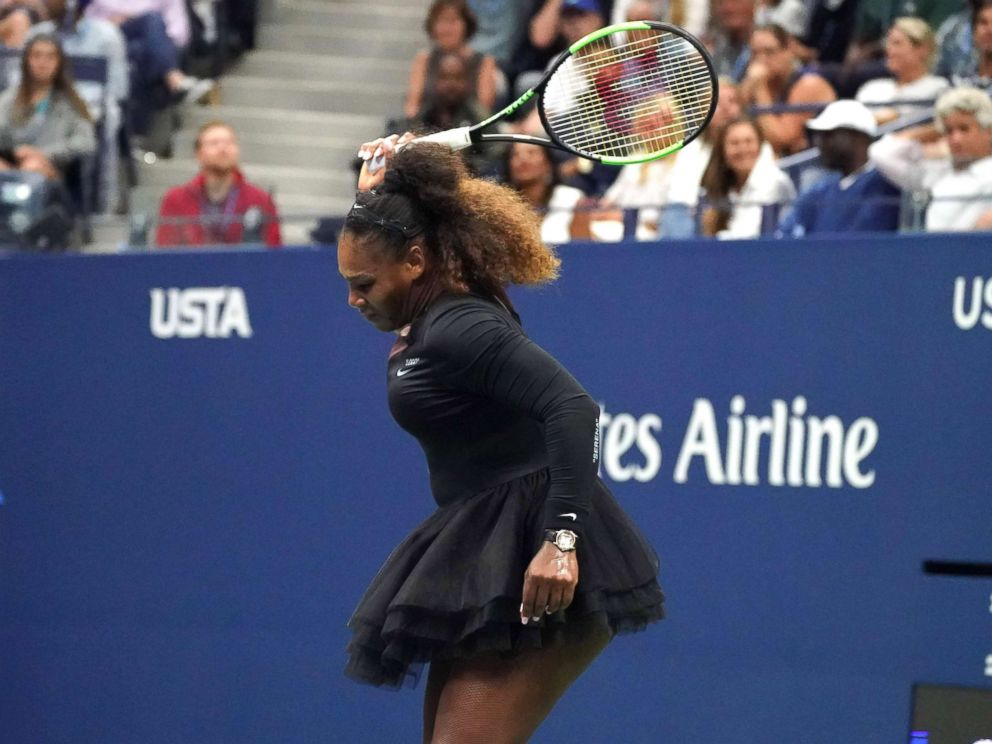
[467, 20, 718, 165]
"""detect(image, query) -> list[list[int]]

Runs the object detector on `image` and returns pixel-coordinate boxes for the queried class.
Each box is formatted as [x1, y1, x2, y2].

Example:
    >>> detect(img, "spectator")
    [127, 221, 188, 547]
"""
[582, 0, 680, 240]
[936, 0, 992, 86]
[466, 0, 529, 71]
[612, 0, 709, 39]
[503, 141, 589, 243]
[661, 77, 750, 236]
[870, 86, 992, 231]
[0, 33, 95, 181]
[156, 120, 281, 248]
[706, 0, 755, 82]
[405, 51, 502, 176]
[856, 18, 949, 125]
[84, 0, 213, 139]
[700, 115, 796, 238]
[28, 2, 128, 211]
[802, 0, 859, 66]
[0, 0, 50, 49]
[522, 0, 604, 96]
[740, 23, 836, 155]
[777, 100, 900, 236]
[403, 0, 500, 121]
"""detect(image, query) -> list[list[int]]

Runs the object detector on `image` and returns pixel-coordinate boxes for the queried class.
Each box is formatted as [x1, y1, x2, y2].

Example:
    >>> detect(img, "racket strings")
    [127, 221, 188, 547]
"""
[543, 29, 713, 160]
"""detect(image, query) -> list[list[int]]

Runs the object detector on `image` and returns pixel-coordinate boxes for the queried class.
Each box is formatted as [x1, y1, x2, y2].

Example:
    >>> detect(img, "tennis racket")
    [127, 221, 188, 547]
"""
[370, 20, 717, 172]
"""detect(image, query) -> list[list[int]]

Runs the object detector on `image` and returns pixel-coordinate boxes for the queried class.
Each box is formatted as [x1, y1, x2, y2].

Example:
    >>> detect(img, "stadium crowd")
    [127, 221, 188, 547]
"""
[392, 0, 992, 242]
[0, 0, 991, 249]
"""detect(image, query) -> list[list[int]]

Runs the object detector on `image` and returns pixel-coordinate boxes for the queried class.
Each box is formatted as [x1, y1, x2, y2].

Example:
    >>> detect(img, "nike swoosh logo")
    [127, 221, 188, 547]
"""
[558, 512, 577, 521]
[396, 367, 414, 377]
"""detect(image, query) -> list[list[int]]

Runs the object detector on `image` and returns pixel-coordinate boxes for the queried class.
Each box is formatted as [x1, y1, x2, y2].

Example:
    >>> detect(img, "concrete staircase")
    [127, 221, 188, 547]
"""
[118, 0, 430, 248]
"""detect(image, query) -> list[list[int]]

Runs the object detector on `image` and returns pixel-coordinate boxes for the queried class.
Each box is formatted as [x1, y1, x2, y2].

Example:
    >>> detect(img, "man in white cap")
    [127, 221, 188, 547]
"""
[777, 99, 901, 236]
[869, 86, 992, 231]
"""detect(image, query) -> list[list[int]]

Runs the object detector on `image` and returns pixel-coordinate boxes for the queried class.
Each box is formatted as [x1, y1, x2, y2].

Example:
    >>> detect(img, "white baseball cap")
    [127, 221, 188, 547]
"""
[806, 100, 878, 138]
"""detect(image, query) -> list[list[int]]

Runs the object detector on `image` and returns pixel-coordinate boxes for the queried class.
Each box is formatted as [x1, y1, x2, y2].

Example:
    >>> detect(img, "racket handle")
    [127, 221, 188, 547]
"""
[366, 127, 474, 175]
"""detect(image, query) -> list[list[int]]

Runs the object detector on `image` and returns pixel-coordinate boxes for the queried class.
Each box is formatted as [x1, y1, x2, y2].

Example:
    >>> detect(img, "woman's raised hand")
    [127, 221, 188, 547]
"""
[356, 132, 417, 191]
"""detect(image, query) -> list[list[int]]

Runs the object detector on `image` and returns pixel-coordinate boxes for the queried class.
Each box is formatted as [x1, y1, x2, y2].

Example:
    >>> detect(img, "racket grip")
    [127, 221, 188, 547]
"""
[366, 127, 474, 175]
[415, 127, 473, 150]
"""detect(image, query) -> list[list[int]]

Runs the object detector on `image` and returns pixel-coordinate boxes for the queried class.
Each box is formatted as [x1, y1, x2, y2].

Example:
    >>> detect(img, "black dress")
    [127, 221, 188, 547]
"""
[345, 293, 664, 688]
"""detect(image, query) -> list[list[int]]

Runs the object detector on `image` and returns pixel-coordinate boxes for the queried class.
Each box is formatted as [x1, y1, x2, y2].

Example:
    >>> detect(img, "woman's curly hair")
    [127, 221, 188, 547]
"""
[344, 145, 560, 299]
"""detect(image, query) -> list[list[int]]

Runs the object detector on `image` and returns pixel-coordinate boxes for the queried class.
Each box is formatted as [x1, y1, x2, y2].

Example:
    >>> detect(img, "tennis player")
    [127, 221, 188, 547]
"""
[340, 134, 664, 743]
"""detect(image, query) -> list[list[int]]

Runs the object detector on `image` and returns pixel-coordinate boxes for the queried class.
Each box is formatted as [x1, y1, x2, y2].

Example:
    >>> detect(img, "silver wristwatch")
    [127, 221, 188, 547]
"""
[543, 529, 578, 552]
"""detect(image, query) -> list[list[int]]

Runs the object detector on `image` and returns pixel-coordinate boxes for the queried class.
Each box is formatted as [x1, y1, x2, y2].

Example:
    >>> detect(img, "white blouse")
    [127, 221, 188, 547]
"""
[540, 184, 585, 244]
[869, 133, 992, 231]
[856, 75, 950, 119]
[718, 148, 797, 239]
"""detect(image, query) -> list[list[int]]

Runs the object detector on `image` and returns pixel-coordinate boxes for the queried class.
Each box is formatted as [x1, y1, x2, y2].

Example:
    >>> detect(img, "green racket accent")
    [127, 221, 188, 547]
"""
[600, 141, 684, 166]
[477, 89, 535, 129]
[568, 21, 651, 53]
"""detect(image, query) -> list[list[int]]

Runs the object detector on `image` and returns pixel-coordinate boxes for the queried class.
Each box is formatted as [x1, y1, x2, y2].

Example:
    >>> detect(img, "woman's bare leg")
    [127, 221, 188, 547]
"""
[429, 624, 612, 744]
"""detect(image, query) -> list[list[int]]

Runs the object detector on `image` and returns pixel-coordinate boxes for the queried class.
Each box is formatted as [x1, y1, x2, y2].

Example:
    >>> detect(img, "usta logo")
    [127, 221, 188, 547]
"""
[953, 276, 992, 331]
[150, 287, 253, 339]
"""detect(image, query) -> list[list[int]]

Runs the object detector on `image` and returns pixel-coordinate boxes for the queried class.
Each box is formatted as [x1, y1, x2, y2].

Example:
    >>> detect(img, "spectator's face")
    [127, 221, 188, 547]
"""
[197, 126, 240, 174]
[560, 10, 603, 45]
[723, 121, 761, 180]
[434, 56, 470, 107]
[749, 29, 791, 79]
[26, 40, 59, 87]
[715, 0, 755, 35]
[884, 28, 927, 78]
[712, 84, 742, 130]
[812, 128, 858, 171]
[974, 8, 992, 53]
[430, 5, 467, 51]
[508, 143, 552, 187]
[942, 110, 992, 165]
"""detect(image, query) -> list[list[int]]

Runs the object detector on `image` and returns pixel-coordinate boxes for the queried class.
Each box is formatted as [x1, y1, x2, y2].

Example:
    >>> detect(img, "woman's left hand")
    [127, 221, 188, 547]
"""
[520, 541, 578, 624]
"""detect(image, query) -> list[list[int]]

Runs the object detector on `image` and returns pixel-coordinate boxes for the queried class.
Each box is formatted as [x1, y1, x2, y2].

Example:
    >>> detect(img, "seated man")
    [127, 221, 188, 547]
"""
[156, 120, 281, 248]
[777, 100, 901, 237]
[84, 0, 212, 139]
[869, 86, 992, 231]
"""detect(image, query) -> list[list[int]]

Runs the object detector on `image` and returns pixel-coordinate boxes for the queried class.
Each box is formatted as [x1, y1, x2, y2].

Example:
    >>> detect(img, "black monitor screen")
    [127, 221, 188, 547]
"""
[910, 684, 992, 744]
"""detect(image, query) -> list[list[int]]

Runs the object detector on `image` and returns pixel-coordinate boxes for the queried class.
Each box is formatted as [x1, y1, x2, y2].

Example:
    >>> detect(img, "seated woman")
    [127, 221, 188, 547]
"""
[503, 141, 589, 244]
[700, 116, 796, 239]
[856, 17, 949, 125]
[0, 33, 95, 181]
[739, 24, 837, 155]
[403, 0, 500, 121]
[936, 0, 992, 86]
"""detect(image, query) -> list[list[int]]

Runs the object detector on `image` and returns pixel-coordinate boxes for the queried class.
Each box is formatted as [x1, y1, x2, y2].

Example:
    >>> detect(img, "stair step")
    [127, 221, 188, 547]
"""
[256, 23, 421, 60]
[273, 0, 429, 27]
[172, 129, 364, 170]
[231, 50, 410, 87]
[180, 104, 382, 142]
[215, 75, 403, 118]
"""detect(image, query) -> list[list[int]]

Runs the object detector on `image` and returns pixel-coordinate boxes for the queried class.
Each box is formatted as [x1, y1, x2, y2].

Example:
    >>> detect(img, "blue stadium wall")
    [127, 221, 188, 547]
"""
[1, 235, 990, 743]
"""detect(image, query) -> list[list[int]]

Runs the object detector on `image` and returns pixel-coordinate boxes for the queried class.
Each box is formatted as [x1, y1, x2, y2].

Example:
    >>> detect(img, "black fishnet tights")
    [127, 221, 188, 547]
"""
[422, 627, 612, 744]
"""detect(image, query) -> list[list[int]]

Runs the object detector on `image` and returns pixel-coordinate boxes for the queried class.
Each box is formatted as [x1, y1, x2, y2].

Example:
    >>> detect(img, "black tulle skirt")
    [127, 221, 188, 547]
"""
[344, 469, 665, 688]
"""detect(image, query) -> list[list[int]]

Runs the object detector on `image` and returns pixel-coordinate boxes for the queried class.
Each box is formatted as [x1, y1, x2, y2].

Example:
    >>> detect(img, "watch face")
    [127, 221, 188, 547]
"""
[556, 531, 577, 550]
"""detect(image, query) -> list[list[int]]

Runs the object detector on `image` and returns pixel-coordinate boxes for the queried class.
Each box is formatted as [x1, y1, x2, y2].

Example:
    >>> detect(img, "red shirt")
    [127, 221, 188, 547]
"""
[155, 169, 282, 248]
